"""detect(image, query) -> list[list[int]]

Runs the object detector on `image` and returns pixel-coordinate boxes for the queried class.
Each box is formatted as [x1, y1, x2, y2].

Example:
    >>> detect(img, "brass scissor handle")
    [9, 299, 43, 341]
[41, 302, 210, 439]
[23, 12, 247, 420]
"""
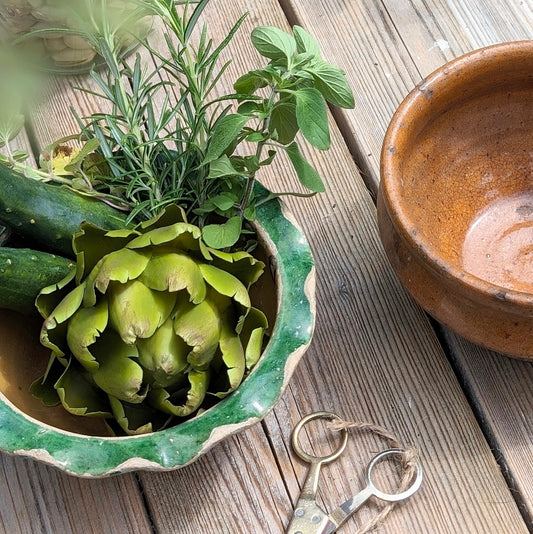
[291, 411, 349, 465]
[286, 412, 423, 534]
[286, 412, 349, 534]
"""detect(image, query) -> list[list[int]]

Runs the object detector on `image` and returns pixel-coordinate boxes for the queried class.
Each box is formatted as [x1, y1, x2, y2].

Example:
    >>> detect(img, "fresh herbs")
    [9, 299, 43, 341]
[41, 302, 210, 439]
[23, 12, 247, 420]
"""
[1, 0, 354, 248]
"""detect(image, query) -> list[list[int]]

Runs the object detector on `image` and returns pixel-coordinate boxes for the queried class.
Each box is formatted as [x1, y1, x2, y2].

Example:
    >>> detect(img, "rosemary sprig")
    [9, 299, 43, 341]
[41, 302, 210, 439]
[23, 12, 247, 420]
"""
[1, 0, 355, 249]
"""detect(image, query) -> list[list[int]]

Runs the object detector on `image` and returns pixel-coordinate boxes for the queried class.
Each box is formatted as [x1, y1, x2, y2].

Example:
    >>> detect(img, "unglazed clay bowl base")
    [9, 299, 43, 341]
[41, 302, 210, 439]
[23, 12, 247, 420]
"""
[0, 192, 316, 476]
[378, 41, 533, 359]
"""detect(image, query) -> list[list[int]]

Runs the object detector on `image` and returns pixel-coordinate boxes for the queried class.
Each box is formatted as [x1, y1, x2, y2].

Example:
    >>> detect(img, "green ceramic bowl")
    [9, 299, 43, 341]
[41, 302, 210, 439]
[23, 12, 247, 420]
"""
[0, 194, 315, 477]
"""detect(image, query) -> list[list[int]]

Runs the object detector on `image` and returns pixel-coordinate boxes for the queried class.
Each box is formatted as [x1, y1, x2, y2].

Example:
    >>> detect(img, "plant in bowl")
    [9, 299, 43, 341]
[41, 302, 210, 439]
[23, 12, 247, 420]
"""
[0, 0, 354, 474]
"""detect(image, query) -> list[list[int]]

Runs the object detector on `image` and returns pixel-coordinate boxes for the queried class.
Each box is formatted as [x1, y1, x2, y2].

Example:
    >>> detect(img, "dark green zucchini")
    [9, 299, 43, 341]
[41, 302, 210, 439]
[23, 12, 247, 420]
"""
[0, 163, 128, 257]
[0, 247, 74, 315]
[0, 225, 10, 246]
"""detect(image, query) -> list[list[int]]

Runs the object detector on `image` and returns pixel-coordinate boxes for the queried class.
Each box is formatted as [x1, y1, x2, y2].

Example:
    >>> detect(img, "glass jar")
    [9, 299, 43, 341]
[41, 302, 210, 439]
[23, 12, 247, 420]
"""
[0, 0, 152, 74]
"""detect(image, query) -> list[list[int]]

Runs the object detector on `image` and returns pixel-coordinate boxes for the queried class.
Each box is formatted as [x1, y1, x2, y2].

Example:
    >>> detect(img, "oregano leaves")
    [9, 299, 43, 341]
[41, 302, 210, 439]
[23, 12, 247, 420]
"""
[202, 24, 354, 248]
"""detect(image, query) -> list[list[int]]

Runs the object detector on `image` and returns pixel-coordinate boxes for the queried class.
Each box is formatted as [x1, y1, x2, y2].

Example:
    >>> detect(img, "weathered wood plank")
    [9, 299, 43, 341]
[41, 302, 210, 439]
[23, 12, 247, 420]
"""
[281, 0, 533, 528]
[3, 0, 531, 532]
[139, 423, 291, 533]
[0, 455, 152, 534]
[281, 0, 533, 195]
[443, 330, 533, 529]
[135, 0, 528, 532]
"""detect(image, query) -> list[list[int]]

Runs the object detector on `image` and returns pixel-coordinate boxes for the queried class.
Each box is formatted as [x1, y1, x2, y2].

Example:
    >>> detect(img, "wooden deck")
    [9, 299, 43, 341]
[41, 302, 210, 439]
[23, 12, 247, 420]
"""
[1, 1, 533, 532]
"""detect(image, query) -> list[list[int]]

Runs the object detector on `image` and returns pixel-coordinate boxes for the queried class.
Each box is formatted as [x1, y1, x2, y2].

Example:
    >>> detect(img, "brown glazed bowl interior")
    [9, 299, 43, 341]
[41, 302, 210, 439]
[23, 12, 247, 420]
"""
[378, 41, 533, 359]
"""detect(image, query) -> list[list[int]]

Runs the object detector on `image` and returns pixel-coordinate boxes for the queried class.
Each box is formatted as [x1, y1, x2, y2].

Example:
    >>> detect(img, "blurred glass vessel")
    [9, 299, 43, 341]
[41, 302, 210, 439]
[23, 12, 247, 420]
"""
[0, 0, 152, 74]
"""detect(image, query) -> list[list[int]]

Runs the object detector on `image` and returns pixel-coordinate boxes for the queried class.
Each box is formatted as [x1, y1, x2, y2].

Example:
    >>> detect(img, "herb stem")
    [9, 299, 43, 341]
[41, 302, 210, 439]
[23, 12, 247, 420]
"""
[238, 89, 277, 218]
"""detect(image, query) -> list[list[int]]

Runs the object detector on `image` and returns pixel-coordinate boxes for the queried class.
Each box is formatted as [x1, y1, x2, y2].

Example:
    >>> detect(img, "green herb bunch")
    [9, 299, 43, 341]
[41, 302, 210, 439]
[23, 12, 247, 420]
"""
[2, 0, 354, 249]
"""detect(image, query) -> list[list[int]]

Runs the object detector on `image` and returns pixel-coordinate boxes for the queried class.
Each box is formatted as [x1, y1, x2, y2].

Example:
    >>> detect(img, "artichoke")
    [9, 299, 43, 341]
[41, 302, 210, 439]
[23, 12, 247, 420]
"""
[32, 205, 268, 435]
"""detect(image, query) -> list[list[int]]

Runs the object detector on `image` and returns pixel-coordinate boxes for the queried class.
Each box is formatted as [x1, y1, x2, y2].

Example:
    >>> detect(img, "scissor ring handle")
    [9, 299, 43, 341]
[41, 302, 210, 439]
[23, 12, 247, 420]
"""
[291, 411, 349, 464]
[365, 448, 423, 502]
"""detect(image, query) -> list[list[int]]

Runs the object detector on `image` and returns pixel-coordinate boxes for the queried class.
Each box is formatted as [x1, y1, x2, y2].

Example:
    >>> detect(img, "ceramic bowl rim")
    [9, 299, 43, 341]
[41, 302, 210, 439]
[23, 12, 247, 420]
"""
[0, 191, 316, 477]
[380, 40, 533, 310]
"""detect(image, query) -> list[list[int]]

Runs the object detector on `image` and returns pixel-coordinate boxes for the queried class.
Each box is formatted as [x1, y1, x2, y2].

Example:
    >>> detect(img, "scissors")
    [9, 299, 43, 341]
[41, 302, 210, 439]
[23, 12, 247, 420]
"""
[286, 412, 423, 534]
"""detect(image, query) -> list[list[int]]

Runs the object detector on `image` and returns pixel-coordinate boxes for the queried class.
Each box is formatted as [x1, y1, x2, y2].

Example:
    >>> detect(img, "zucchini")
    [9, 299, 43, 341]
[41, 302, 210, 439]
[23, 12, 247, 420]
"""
[0, 247, 74, 315]
[0, 163, 128, 257]
[0, 225, 10, 246]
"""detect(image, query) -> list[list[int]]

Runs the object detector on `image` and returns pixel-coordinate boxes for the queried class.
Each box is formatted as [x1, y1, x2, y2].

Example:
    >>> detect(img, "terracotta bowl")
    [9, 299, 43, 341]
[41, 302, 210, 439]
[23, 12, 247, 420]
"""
[0, 193, 315, 476]
[378, 41, 533, 359]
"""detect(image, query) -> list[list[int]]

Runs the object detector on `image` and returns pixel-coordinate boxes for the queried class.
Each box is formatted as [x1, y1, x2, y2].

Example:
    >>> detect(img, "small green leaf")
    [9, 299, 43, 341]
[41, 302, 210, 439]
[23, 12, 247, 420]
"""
[237, 101, 263, 115]
[246, 131, 267, 143]
[243, 155, 260, 174]
[210, 192, 238, 211]
[294, 87, 330, 150]
[251, 26, 296, 62]
[293, 25, 322, 57]
[202, 216, 242, 249]
[310, 62, 355, 108]
[285, 142, 325, 192]
[260, 149, 277, 167]
[234, 71, 269, 94]
[204, 114, 249, 163]
[0, 113, 24, 146]
[269, 100, 298, 145]
[243, 205, 256, 221]
[10, 149, 29, 163]
[292, 52, 317, 70]
[208, 155, 240, 179]
[64, 139, 100, 174]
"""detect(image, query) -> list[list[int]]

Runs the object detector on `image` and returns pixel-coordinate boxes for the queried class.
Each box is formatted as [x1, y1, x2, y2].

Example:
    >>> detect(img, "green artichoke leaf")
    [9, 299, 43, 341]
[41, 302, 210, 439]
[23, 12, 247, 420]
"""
[240, 306, 268, 368]
[136, 316, 190, 388]
[92, 248, 152, 294]
[66, 300, 108, 372]
[148, 369, 209, 416]
[127, 222, 202, 252]
[209, 249, 265, 287]
[139, 251, 206, 304]
[212, 317, 246, 398]
[108, 280, 177, 344]
[199, 263, 251, 309]
[108, 396, 171, 435]
[40, 282, 86, 356]
[30, 354, 64, 406]
[91, 330, 146, 403]
[137, 204, 187, 231]
[55, 359, 112, 417]
[35, 268, 76, 319]
[244, 327, 265, 369]
[174, 295, 221, 369]
[73, 223, 139, 282]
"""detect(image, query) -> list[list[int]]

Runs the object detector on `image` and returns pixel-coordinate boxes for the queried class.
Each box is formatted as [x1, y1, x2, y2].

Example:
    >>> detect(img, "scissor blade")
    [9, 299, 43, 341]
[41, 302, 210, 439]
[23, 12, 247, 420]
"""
[327, 486, 373, 531]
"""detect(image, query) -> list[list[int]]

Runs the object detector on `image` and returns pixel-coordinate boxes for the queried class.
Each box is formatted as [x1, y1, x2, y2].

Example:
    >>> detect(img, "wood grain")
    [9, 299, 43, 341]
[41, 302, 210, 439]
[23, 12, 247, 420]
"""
[0, 455, 152, 534]
[138, 0, 528, 532]
[282, 0, 533, 528]
[1, 0, 532, 532]
[281, 0, 533, 196]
